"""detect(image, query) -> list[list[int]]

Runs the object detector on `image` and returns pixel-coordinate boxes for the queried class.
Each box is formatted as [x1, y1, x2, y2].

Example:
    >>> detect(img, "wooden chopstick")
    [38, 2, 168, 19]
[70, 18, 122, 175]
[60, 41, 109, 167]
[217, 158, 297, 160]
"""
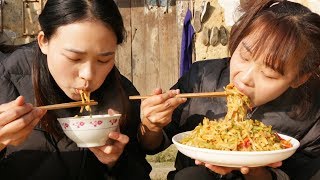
[37, 101, 98, 110]
[129, 91, 227, 100]
[0, 101, 98, 114]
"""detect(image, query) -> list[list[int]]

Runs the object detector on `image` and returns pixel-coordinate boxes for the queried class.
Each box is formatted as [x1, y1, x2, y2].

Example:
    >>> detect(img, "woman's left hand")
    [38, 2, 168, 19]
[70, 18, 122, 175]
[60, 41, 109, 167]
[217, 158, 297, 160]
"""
[195, 160, 282, 175]
[89, 131, 129, 168]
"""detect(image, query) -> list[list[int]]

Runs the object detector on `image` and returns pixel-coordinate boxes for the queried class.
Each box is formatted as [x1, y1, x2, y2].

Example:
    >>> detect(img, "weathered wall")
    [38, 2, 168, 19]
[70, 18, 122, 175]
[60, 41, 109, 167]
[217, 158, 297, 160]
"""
[1, 0, 44, 44]
[193, 0, 320, 61]
[1, 0, 319, 93]
[117, 0, 184, 95]
[0, 0, 189, 95]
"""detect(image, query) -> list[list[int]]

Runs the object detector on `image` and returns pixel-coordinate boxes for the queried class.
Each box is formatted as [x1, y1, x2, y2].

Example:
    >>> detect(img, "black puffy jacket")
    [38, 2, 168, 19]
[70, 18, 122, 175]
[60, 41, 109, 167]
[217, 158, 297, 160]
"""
[164, 59, 320, 179]
[0, 43, 151, 180]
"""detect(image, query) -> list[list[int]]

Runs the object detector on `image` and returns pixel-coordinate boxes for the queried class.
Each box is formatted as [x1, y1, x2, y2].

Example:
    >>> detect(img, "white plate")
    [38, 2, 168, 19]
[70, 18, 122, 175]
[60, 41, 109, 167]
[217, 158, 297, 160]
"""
[172, 131, 300, 167]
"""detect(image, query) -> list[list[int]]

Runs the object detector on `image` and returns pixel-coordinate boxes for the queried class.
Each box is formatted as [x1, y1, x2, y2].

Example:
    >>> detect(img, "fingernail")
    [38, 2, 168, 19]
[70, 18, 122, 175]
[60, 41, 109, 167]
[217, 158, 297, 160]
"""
[36, 109, 44, 116]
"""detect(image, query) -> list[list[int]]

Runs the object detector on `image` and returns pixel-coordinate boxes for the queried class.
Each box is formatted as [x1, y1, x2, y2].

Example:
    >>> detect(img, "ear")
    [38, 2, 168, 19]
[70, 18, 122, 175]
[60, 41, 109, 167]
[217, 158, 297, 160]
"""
[290, 73, 311, 88]
[37, 31, 48, 55]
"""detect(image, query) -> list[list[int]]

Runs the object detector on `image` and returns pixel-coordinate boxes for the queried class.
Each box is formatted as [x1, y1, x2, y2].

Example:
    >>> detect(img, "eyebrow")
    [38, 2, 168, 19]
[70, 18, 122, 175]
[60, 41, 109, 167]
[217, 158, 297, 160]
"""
[98, 52, 115, 56]
[63, 48, 115, 56]
[241, 42, 252, 54]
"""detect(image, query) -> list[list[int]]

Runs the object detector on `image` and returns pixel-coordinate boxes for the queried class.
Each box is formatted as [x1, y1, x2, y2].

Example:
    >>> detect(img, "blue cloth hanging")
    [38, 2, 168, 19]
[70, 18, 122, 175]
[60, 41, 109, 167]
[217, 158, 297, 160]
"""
[180, 9, 194, 77]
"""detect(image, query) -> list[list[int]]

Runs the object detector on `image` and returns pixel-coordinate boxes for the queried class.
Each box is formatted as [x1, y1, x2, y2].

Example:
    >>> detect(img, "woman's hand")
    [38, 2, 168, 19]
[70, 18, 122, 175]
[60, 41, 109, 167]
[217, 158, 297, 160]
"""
[138, 88, 186, 151]
[0, 96, 46, 150]
[195, 160, 282, 179]
[89, 131, 129, 168]
[89, 108, 129, 168]
[140, 88, 187, 132]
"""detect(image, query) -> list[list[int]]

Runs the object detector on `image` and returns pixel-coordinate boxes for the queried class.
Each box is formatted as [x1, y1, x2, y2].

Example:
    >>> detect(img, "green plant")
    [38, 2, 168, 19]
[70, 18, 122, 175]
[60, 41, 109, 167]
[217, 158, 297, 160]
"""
[146, 145, 178, 162]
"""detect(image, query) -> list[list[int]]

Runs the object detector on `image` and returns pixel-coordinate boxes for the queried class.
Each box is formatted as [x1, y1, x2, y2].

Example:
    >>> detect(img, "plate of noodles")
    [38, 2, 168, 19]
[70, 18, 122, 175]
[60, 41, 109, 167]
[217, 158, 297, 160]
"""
[172, 84, 300, 167]
[172, 130, 299, 167]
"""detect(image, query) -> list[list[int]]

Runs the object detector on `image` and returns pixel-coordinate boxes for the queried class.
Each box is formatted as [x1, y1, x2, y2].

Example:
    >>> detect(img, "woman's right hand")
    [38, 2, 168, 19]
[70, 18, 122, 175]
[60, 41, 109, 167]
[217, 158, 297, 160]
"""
[140, 88, 187, 132]
[0, 96, 46, 151]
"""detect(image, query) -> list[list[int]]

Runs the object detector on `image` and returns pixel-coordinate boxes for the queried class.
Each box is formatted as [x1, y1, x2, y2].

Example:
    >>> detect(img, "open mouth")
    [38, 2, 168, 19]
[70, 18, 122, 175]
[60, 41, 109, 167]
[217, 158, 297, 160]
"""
[232, 81, 254, 106]
[75, 88, 90, 94]
[74, 89, 81, 95]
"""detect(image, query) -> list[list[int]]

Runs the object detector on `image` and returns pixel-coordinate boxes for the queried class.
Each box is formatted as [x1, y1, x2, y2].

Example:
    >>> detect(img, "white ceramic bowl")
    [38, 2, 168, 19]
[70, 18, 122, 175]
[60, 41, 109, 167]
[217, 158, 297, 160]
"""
[57, 114, 121, 147]
[172, 131, 300, 167]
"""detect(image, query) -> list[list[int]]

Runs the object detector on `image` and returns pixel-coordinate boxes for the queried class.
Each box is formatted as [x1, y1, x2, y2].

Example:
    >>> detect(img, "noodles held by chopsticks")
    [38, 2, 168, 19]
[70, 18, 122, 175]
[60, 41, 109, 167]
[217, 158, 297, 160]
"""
[180, 83, 293, 151]
[224, 83, 251, 121]
[79, 90, 92, 113]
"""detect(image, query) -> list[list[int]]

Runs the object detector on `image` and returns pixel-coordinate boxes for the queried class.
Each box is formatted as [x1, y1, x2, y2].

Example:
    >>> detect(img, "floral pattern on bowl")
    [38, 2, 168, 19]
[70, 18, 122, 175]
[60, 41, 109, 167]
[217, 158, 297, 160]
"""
[58, 114, 120, 131]
[57, 114, 121, 147]
[90, 120, 103, 127]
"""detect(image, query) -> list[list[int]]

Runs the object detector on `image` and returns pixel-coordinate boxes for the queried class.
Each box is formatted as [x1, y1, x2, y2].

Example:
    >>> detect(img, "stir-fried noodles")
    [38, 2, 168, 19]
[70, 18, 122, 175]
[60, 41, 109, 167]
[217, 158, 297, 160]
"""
[224, 84, 251, 121]
[180, 84, 292, 151]
[79, 90, 92, 113]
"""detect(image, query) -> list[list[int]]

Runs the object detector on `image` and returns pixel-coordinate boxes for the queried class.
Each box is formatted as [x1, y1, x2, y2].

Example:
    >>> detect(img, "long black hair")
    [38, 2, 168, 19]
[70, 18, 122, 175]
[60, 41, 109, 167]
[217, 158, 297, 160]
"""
[32, 0, 129, 136]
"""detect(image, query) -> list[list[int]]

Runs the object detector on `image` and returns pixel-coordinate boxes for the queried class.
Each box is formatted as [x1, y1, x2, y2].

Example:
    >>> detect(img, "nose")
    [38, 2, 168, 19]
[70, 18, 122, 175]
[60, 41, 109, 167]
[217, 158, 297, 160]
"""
[79, 62, 94, 83]
[240, 65, 255, 87]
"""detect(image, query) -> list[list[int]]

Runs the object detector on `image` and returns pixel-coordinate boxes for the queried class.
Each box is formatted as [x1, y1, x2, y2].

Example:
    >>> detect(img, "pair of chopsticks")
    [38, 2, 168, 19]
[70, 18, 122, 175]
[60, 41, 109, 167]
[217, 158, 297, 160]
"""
[37, 100, 98, 110]
[129, 91, 227, 100]
[0, 101, 98, 114]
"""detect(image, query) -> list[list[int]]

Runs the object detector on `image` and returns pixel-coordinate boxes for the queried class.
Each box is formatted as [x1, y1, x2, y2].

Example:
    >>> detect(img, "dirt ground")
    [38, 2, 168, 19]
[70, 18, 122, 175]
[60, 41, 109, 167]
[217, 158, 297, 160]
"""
[147, 145, 178, 180]
[149, 162, 175, 180]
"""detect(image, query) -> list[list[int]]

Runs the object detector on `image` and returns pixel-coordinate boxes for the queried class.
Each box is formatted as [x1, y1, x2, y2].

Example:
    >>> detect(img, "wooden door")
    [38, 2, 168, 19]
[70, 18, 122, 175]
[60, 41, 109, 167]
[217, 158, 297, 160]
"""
[116, 0, 190, 95]
[2, 0, 190, 95]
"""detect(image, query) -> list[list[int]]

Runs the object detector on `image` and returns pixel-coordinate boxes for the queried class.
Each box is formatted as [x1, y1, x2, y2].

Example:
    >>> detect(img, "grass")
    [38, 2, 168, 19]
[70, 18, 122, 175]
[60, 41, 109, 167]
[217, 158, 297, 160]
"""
[147, 145, 178, 180]
[146, 144, 178, 162]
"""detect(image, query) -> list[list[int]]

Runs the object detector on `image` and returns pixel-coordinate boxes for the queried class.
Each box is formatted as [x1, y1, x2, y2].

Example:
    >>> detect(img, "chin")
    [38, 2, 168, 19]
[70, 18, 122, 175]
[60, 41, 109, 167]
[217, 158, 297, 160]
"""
[66, 92, 80, 101]
[252, 100, 266, 107]
[247, 98, 258, 108]
[250, 103, 258, 108]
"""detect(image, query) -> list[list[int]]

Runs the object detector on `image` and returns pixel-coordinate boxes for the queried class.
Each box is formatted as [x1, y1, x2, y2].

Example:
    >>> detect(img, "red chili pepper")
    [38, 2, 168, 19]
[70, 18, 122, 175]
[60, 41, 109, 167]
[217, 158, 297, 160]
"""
[281, 140, 293, 148]
[274, 132, 284, 140]
[243, 137, 251, 148]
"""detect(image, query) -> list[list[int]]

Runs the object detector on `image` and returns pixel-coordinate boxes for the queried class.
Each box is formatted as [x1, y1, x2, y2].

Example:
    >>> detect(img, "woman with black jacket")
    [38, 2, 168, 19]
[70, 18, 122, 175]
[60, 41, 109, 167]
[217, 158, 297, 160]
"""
[0, 0, 151, 179]
[138, 0, 320, 180]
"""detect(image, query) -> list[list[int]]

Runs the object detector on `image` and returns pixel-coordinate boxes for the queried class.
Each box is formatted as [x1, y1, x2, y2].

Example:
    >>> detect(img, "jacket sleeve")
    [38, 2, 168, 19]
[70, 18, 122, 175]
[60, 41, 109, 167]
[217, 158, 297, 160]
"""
[103, 140, 152, 180]
[280, 150, 320, 179]
[0, 59, 19, 104]
[0, 52, 7, 60]
[163, 61, 205, 141]
[163, 59, 229, 149]
[146, 61, 214, 153]
[301, 118, 320, 157]
[0, 57, 19, 159]
[104, 74, 151, 179]
[0, 43, 35, 104]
